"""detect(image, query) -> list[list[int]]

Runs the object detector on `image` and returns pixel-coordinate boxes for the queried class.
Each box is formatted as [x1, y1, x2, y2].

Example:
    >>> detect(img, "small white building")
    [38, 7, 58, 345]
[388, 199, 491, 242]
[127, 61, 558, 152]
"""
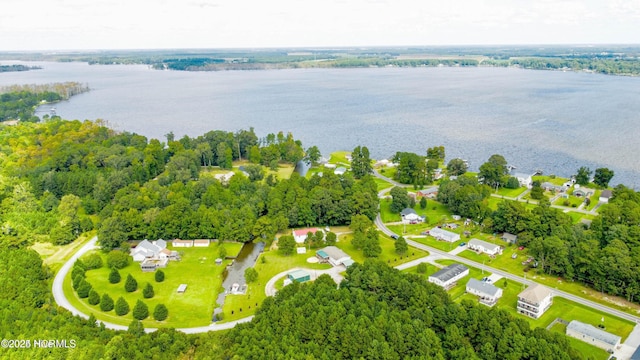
[468, 238, 502, 256]
[566, 320, 621, 352]
[172, 239, 194, 248]
[428, 263, 469, 289]
[517, 284, 553, 319]
[334, 167, 347, 175]
[466, 278, 503, 306]
[429, 227, 461, 243]
[193, 239, 210, 247]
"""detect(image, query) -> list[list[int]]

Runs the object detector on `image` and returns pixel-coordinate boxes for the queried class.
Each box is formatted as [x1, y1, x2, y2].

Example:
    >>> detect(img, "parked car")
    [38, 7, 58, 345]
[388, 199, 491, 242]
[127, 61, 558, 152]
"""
[390, 234, 399, 240]
[518, 246, 525, 250]
[459, 242, 466, 247]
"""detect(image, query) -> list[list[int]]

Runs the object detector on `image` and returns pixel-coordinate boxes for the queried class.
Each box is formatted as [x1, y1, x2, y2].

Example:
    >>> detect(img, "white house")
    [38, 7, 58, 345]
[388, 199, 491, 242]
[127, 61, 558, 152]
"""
[466, 278, 503, 306]
[401, 208, 424, 224]
[513, 173, 533, 188]
[572, 185, 595, 197]
[566, 320, 621, 352]
[428, 263, 469, 289]
[213, 171, 235, 184]
[131, 239, 166, 262]
[468, 238, 502, 256]
[517, 284, 553, 319]
[599, 190, 612, 203]
[429, 227, 460, 243]
[316, 246, 352, 267]
[293, 228, 321, 243]
[324, 163, 337, 169]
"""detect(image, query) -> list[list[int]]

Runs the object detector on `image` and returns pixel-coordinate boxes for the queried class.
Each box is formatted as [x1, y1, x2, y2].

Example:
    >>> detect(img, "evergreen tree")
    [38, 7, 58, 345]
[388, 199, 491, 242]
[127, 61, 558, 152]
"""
[100, 294, 114, 312]
[127, 320, 145, 337]
[142, 282, 154, 299]
[363, 228, 382, 258]
[125, 274, 138, 292]
[115, 296, 130, 316]
[155, 269, 165, 282]
[153, 304, 169, 321]
[72, 273, 85, 290]
[77, 279, 92, 298]
[88, 289, 100, 305]
[419, 196, 427, 209]
[132, 300, 149, 320]
[109, 267, 121, 284]
[417, 262, 427, 274]
[351, 145, 372, 179]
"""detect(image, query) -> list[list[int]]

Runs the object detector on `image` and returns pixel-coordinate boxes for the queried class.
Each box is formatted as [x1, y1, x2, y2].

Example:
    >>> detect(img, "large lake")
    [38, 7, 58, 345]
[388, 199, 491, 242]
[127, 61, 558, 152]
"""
[1, 61, 639, 187]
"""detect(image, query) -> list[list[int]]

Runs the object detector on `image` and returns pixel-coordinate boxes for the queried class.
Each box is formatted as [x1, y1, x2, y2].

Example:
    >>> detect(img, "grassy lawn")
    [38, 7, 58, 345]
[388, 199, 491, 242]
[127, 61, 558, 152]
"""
[533, 175, 569, 186]
[377, 166, 397, 181]
[549, 323, 611, 360]
[66, 242, 242, 328]
[334, 232, 429, 267]
[266, 163, 295, 180]
[554, 195, 584, 208]
[374, 177, 394, 192]
[495, 187, 527, 198]
[328, 151, 351, 166]
[32, 231, 96, 274]
[410, 235, 465, 252]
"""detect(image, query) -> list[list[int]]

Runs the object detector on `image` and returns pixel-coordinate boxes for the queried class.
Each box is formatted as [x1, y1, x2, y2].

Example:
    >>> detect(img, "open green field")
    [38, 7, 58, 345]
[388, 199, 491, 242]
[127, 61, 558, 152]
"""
[410, 235, 465, 252]
[495, 186, 527, 198]
[32, 231, 96, 274]
[376, 166, 397, 182]
[266, 163, 295, 180]
[335, 232, 429, 266]
[65, 242, 242, 328]
[533, 175, 568, 186]
[549, 323, 611, 360]
[374, 177, 394, 192]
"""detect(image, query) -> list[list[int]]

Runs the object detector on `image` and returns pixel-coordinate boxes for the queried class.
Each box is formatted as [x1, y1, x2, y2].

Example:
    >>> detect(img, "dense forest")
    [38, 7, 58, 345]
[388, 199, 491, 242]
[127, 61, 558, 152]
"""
[0, 119, 377, 251]
[0, 83, 89, 122]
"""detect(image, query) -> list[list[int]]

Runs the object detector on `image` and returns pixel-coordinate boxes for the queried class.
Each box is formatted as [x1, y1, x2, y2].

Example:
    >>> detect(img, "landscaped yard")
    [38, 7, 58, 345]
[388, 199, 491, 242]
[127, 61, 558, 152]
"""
[328, 151, 351, 166]
[65, 242, 243, 328]
[410, 235, 465, 252]
[495, 186, 527, 198]
[380, 199, 452, 224]
[335, 232, 429, 266]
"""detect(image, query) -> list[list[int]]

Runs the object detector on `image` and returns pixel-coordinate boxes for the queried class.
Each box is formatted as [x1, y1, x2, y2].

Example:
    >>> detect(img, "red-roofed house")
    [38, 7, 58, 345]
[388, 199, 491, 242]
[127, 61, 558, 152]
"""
[293, 228, 320, 243]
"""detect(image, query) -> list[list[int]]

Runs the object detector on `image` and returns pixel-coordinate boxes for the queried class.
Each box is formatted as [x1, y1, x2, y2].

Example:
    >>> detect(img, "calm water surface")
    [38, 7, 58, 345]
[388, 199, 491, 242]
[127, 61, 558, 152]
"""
[1, 61, 639, 186]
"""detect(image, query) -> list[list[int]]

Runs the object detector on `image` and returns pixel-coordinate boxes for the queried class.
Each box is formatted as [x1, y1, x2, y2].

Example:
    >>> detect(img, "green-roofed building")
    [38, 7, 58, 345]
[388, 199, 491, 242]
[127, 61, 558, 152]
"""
[287, 269, 311, 283]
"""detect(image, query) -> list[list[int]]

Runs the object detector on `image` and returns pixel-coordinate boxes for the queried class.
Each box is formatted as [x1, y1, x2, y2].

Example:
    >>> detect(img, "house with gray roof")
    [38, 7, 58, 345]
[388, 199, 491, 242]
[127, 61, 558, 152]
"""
[428, 263, 469, 289]
[541, 182, 566, 193]
[401, 208, 424, 224]
[468, 238, 502, 256]
[316, 246, 352, 267]
[429, 227, 460, 243]
[501, 232, 518, 244]
[566, 320, 621, 352]
[599, 189, 613, 203]
[466, 278, 503, 306]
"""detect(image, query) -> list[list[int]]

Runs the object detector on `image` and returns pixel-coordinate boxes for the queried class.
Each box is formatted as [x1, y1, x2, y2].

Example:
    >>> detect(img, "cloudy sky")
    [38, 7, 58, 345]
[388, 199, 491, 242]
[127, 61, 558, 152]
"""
[1, 0, 639, 50]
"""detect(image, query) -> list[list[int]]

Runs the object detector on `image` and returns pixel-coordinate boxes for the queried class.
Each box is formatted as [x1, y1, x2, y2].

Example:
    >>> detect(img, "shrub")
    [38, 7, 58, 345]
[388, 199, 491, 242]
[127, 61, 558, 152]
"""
[109, 268, 121, 284]
[100, 294, 114, 312]
[133, 300, 149, 320]
[125, 274, 138, 292]
[417, 263, 427, 274]
[106, 250, 130, 269]
[72, 274, 85, 290]
[154, 269, 165, 282]
[81, 253, 103, 270]
[77, 280, 92, 298]
[88, 289, 100, 305]
[115, 296, 130, 316]
[244, 267, 258, 283]
[143, 283, 154, 299]
[153, 304, 168, 321]
[71, 266, 85, 281]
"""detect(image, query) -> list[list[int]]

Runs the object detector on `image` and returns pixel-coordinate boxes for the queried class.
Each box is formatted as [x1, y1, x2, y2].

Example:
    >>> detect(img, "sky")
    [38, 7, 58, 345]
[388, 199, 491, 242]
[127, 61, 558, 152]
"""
[1, 0, 639, 50]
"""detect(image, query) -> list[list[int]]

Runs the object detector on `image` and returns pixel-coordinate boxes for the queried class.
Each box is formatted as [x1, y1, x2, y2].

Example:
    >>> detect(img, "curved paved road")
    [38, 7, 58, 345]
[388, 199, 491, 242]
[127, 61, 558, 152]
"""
[52, 236, 254, 333]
